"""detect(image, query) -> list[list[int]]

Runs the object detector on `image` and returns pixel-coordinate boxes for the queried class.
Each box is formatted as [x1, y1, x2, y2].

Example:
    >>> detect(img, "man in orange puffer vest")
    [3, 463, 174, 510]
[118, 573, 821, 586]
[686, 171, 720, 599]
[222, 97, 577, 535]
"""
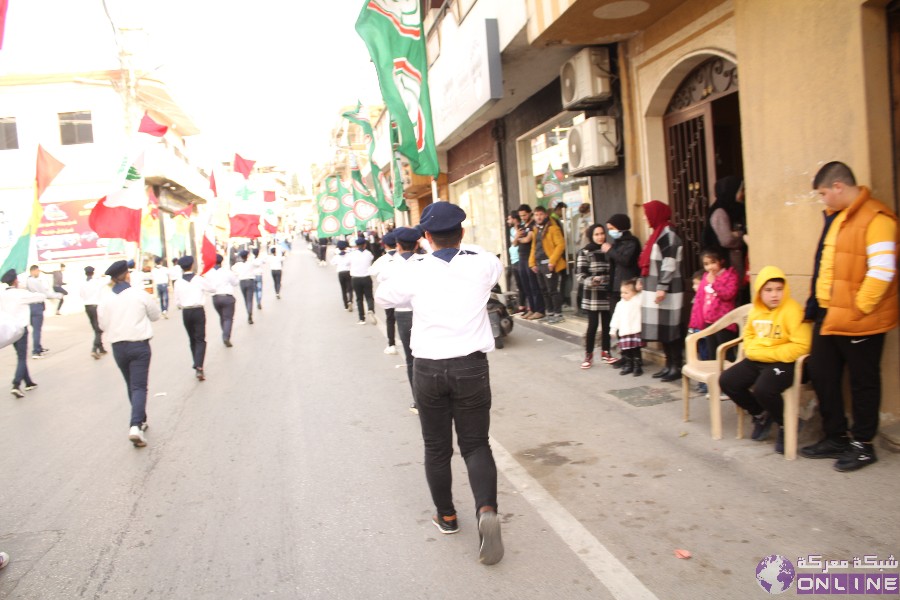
[801, 161, 898, 472]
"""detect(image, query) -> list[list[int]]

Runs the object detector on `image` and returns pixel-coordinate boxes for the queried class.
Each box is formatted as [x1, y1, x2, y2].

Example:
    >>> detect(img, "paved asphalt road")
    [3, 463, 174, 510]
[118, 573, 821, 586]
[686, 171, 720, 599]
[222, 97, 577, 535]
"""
[0, 247, 897, 599]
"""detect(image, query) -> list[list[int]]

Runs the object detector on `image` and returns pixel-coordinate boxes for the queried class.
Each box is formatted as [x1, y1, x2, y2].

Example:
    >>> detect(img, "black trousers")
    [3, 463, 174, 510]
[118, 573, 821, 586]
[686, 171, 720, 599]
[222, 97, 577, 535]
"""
[719, 359, 795, 424]
[271, 270, 282, 295]
[663, 339, 684, 369]
[584, 309, 612, 355]
[84, 304, 104, 352]
[352, 276, 374, 320]
[396, 311, 414, 396]
[212, 295, 235, 342]
[811, 310, 886, 442]
[338, 271, 352, 308]
[385, 308, 396, 346]
[414, 353, 497, 518]
[239, 279, 255, 318]
[535, 268, 563, 315]
[182, 307, 207, 369]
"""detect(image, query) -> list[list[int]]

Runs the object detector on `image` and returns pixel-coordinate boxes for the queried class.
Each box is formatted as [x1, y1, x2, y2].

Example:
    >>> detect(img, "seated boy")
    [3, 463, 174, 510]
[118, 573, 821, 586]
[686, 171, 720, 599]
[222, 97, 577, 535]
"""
[719, 266, 812, 453]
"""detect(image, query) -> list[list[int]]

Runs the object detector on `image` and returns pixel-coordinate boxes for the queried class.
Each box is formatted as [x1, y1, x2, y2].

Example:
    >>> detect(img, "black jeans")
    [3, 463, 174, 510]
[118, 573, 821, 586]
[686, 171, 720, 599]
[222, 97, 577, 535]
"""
[338, 271, 352, 308]
[517, 261, 543, 313]
[811, 310, 885, 442]
[30, 303, 44, 353]
[212, 295, 235, 343]
[352, 276, 374, 320]
[112, 340, 151, 427]
[54, 285, 67, 311]
[413, 353, 497, 518]
[396, 311, 414, 396]
[720, 359, 795, 424]
[85, 304, 104, 352]
[584, 310, 612, 355]
[182, 307, 207, 369]
[535, 268, 563, 315]
[12, 327, 33, 388]
[271, 270, 282, 295]
[239, 280, 255, 318]
[385, 308, 396, 346]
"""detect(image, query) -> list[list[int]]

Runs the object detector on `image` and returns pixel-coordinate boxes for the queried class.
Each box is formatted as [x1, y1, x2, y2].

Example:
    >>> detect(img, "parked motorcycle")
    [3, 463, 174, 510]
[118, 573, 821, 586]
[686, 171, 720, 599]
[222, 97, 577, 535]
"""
[487, 291, 514, 349]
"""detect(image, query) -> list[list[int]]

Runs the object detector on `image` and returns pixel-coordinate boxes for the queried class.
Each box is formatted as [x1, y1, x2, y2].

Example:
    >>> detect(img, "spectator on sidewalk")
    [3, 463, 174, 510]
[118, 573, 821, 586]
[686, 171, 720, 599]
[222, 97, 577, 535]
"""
[80, 266, 107, 359]
[800, 161, 898, 471]
[506, 211, 526, 314]
[604, 213, 641, 362]
[689, 247, 740, 359]
[610, 279, 644, 376]
[514, 204, 544, 320]
[529, 206, 566, 324]
[720, 266, 811, 452]
[576, 224, 612, 368]
[639, 201, 685, 382]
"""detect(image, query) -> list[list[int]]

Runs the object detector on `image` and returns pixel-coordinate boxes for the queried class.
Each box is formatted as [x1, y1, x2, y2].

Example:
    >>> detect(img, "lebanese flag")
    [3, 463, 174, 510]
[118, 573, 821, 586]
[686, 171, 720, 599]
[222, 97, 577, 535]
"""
[89, 153, 146, 243]
[262, 190, 278, 233]
[229, 214, 261, 238]
[200, 222, 217, 274]
[229, 173, 261, 238]
[147, 187, 160, 219]
[138, 112, 168, 137]
[209, 171, 218, 197]
[233, 153, 255, 179]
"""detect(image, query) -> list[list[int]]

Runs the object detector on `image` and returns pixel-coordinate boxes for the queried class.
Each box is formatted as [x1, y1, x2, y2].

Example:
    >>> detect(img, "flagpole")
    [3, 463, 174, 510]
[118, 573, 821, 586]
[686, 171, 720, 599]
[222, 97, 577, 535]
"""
[431, 177, 439, 203]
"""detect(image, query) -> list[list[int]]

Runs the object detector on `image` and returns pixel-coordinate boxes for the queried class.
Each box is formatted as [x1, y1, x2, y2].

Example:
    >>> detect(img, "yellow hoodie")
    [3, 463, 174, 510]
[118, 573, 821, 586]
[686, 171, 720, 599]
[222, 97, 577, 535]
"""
[744, 266, 812, 364]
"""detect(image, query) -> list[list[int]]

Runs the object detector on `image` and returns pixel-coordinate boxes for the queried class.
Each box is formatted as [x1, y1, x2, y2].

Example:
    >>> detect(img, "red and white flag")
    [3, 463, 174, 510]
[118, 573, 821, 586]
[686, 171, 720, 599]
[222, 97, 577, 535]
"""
[138, 112, 168, 137]
[88, 153, 146, 243]
[233, 153, 255, 179]
[262, 190, 278, 234]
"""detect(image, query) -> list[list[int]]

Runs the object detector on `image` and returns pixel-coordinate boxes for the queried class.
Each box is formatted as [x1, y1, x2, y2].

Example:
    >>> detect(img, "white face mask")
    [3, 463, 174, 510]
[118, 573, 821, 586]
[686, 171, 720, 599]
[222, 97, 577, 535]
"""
[608, 229, 623, 240]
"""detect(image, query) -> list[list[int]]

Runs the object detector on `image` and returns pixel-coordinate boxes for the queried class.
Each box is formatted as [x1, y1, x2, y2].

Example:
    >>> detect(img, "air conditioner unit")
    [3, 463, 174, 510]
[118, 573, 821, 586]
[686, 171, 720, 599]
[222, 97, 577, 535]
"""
[560, 47, 612, 110]
[567, 116, 618, 175]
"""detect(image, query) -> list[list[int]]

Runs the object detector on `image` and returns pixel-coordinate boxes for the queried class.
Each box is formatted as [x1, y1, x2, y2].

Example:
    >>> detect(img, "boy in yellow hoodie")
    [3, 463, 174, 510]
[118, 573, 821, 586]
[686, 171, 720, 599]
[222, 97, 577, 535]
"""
[719, 266, 812, 453]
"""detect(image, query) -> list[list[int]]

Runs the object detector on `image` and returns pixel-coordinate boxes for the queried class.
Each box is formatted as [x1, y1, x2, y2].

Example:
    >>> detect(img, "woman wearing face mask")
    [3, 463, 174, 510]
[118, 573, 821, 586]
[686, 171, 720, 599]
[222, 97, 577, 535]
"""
[602, 214, 641, 364]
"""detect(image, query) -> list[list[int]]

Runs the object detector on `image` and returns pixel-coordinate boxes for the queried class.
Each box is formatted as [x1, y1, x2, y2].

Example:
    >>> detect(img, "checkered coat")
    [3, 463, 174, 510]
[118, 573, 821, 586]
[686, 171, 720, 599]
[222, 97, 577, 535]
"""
[641, 227, 685, 343]
[575, 247, 611, 312]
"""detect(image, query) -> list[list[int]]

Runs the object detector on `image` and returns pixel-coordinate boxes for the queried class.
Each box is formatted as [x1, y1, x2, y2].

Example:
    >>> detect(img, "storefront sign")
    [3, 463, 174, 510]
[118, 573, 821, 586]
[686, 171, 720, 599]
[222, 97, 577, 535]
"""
[35, 199, 109, 262]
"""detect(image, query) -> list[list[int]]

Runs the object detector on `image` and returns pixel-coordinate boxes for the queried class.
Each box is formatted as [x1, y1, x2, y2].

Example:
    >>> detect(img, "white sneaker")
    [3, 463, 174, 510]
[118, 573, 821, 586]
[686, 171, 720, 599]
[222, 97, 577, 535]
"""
[129, 425, 147, 447]
[357, 320, 367, 325]
[367, 310, 378, 325]
[384, 345, 398, 355]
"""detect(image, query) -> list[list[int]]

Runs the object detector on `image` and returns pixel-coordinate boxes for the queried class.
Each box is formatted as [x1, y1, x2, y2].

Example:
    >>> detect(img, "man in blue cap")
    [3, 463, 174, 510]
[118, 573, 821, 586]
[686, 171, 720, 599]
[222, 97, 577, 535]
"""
[371, 230, 399, 353]
[349, 237, 376, 325]
[1, 268, 45, 397]
[205, 254, 239, 347]
[375, 202, 505, 566]
[330, 240, 353, 310]
[232, 250, 256, 324]
[173, 256, 215, 380]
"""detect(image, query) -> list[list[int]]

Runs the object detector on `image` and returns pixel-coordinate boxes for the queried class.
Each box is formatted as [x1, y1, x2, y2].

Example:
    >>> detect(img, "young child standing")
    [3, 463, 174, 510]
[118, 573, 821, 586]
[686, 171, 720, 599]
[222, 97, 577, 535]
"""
[689, 248, 740, 358]
[610, 279, 644, 376]
[719, 266, 812, 452]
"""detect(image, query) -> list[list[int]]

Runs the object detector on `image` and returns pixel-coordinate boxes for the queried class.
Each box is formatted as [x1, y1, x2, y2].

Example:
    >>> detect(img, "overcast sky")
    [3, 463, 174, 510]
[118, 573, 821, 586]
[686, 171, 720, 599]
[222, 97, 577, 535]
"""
[0, 0, 382, 176]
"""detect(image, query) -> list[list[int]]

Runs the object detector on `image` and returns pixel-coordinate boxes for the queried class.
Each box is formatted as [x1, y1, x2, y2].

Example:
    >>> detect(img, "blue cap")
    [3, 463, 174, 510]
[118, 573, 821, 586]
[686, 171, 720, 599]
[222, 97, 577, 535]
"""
[336, 240, 349, 250]
[393, 227, 422, 243]
[1, 269, 16, 285]
[105, 260, 129, 278]
[418, 202, 466, 233]
[383, 231, 397, 247]
[355, 237, 367, 246]
[178, 255, 195, 270]
[239, 250, 249, 260]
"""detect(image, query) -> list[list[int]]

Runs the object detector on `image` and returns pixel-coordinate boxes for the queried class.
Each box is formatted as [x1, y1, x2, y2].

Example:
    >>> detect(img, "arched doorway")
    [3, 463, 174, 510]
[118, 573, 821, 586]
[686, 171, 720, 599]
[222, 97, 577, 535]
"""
[663, 56, 743, 280]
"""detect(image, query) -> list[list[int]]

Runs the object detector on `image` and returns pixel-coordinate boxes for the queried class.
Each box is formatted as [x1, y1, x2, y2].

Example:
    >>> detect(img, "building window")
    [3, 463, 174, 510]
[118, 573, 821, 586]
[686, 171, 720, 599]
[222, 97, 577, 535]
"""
[0, 117, 19, 150]
[449, 164, 503, 258]
[59, 111, 94, 145]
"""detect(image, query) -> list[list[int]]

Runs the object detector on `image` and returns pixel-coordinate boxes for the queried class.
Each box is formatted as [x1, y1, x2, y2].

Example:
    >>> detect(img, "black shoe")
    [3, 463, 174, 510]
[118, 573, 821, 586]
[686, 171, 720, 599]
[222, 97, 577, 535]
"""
[632, 358, 643, 377]
[800, 436, 850, 459]
[651, 366, 671, 379]
[24, 383, 38, 391]
[248, 316, 254, 324]
[224, 340, 233, 347]
[432, 513, 459, 534]
[660, 368, 682, 382]
[619, 358, 634, 375]
[195, 368, 205, 381]
[751, 411, 774, 441]
[833, 441, 878, 472]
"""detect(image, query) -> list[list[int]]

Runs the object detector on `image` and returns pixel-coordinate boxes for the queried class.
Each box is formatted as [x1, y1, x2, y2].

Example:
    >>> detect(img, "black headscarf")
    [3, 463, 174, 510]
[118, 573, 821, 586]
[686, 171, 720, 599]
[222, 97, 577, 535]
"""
[582, 224, 604, 252]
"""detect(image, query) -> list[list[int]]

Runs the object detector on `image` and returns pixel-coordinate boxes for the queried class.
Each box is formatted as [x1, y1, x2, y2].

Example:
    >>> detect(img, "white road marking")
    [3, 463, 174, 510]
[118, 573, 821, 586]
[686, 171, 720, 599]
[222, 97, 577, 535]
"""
[491, 437, 660, 600]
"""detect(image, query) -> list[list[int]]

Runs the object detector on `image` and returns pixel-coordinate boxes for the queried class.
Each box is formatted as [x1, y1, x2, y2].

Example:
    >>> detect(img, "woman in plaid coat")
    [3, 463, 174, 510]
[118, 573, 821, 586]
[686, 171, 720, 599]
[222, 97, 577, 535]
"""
[576, 224, 612, 368]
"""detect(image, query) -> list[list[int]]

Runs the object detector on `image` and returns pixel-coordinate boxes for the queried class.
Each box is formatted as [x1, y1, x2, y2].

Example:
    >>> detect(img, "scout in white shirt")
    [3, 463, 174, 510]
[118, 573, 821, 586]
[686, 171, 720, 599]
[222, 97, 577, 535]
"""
[97, 260, 161, 447]
[268, 246, 284, 299]
[231, 250, 256, 324]
[79, 266, 108, 358]
[173, 256, 215, 380]
[374, 202, 504, 566]
[370, 231, 399, 353]
[349, 238, 377, 325]
[1, 269, 45, 397]
[151, 257, 171, 317]
[205, 254, 239, 347]
[330, 240, 353, 311]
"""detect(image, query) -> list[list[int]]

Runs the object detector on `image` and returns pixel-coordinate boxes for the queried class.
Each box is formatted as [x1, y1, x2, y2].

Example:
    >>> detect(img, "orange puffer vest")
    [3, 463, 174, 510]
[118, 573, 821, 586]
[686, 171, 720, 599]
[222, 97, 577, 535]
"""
[822, 188, 899, 335]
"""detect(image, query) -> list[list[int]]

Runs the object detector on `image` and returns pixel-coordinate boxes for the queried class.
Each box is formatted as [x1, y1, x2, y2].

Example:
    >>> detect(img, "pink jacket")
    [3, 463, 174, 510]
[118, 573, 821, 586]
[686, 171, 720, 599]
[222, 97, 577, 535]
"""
[689, 267, 739, 330]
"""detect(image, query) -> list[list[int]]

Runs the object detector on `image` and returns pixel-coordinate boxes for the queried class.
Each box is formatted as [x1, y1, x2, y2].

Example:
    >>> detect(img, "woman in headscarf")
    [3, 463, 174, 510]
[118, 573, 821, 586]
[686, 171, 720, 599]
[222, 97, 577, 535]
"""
[639, 201, 685, 382]
[703, 175, 747, 285]
[575, 224, 612, 368]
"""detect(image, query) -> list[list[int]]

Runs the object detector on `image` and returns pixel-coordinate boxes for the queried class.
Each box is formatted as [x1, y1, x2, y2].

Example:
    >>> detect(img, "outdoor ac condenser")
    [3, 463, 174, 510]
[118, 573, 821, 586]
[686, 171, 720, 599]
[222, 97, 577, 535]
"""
[560, 47, 612, 110]
[567, 116, 618, 175]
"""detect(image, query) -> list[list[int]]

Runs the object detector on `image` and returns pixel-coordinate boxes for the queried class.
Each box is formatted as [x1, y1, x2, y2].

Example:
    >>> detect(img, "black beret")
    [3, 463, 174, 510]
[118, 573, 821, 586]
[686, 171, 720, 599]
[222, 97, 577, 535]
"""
[105, 260, 129, 278]
[393, 227, 422, 243]
[215, 254, 224, 265]
[355, 237, 367, 246]
[383, 231, 397, 246]
[239, 250, 249, 260]
[178, 256, 195, 270]
[419, 202, 466, 233]
[1, 269, 16, 285]
[336, 240, 349, 250]
[84, 266, 95, 275]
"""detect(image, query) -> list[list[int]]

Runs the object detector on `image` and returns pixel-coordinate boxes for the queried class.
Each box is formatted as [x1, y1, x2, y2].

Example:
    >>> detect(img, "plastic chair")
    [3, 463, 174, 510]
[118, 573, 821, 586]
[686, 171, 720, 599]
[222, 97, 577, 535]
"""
[681, 304, 751, 440]
[735, 354, 813, 460]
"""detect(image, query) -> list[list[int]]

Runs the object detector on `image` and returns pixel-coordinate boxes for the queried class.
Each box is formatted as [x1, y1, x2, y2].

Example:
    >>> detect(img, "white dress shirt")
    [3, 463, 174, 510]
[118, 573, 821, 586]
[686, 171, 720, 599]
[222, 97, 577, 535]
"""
[349, 249, 374, 277]
[1, 285, 46, 327]
[376, 252, 424, 313]
[151, 266, 170, 286]
[268, 254, 283, 270]
[98, 285, 161, 343]
[375, 248, 502, 360]
[232, 260, 255, 281]
[205, 267, 239, 296]
[80, 277, 107, 305]
[169, 264, 183, 282]
[251, 256, 266, 277]
[331, 251, 351, 273]
[369, 251, 397, 282]
[173, 275, 215, 308]
[26, 275, 58, 300]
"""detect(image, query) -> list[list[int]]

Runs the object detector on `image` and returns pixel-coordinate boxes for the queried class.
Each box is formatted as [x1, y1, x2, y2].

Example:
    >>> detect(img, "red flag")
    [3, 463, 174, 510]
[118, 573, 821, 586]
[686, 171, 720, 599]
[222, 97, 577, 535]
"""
[36, 145, 65, 198]
[209, 171, 218, 197]
[233, 154, 255, 179]
[229, 214, 261, 238]
[138, 112, 168, 137]
[0, 0, 8, 50]
[263, 190, 276, 203]
[172, 203, 193, 218]
[89, 197, 141, 242]
[147, 187, 159, 219]
[200, 229, 217, 274]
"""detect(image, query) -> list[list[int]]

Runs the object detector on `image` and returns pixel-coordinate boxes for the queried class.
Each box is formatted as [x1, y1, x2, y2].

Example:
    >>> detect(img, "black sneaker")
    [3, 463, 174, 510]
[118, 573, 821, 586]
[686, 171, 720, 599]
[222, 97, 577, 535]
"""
[775, 426, 785, 454]
[24, 383, 38, 391]
[477, 509, 504, 565]
[833, 441, 878, 472]
[800, 436, 850, 459]
[751, 412, 774, 441]
[432, 513, 459, 534]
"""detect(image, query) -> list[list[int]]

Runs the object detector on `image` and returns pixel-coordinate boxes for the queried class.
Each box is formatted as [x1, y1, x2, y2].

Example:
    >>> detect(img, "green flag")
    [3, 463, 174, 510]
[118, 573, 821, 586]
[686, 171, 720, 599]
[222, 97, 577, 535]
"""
[540, 165, 563, 209]
[355, 0, 439, 177]
[316, 176, 356, 238]
[350, 165, 381, 227]
[389, 120, 408, 211]
[342, 103, 395, 221]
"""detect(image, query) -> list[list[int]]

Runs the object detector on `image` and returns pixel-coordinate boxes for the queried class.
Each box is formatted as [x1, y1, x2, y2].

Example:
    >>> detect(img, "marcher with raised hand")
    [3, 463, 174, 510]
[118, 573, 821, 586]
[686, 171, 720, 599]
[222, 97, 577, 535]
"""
[331, 240, 353, 311]
[25, 264, 57, 359]
[376, 202, 505, 566]
[268, 246, 284, 299]
[173, 256, 214, 381]
[350, 237, 377, 325]
[42, 263, 67, 315]
[575, 224, 612, 368]
[97, 260, 161, 447]
[232, 250, 256, 324]
[1, 269, 44, 397]
[80, 266, 107, 359]
[205, 254, 239, 347]
[151, 257, 170, 318]
[639, 201, 686, 382]
[371, 231, 399, 353]
[800, 161, 898, 471]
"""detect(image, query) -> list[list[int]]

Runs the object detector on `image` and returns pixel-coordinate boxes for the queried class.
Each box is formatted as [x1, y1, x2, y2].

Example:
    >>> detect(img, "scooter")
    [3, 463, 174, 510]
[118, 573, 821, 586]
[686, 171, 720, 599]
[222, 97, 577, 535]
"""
[487, 291, 514, 349]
